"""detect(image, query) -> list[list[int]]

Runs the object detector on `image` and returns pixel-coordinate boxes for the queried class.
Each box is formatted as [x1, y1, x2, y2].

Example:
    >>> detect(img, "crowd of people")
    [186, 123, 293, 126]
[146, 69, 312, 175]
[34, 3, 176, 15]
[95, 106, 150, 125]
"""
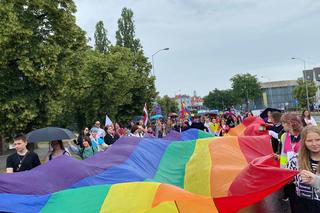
[262, 109, 319, 212]
[4, 108, 320, 212]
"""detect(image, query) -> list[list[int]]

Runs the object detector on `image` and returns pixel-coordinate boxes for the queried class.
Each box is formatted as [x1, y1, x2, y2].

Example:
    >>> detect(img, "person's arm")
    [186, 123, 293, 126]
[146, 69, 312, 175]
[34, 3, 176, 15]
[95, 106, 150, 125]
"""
[6, 156, 14, 173]
[6, 168, 13, 173]
[268, 130, 278, 139]
[311, 117, 317, 126]
[68, 142, 80, 155]
[300, 170, 320, 188]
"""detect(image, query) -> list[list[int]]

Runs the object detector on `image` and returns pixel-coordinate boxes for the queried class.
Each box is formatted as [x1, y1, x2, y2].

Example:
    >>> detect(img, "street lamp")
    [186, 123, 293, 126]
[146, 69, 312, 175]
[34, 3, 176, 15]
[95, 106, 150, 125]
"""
[261, 76, 273, 108]
[291, 57, 310, 111]
[152, 48, 169, 76]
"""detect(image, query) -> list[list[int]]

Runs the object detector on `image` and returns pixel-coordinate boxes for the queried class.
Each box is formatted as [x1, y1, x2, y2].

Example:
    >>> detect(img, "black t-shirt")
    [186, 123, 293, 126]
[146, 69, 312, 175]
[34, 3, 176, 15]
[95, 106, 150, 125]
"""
[6, 151, 41, 172]
[104, 133, 119, 145]
[226, 117, 235, 128]
[190, 122, 206, 131]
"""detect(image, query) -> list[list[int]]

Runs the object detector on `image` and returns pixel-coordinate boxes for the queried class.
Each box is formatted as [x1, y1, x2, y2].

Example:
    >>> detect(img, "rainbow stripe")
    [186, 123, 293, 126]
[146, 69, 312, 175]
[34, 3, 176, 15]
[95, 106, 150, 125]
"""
[0, 125, 297, 212]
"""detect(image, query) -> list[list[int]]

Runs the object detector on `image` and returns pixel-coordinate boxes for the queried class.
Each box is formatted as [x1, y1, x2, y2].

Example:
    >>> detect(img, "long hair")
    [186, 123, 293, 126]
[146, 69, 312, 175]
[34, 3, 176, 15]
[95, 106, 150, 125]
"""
[51, 140, 65, 151]
[298, 126, 320, 174]
[302, 110, 311, 119]
[280, 113, 303, 134]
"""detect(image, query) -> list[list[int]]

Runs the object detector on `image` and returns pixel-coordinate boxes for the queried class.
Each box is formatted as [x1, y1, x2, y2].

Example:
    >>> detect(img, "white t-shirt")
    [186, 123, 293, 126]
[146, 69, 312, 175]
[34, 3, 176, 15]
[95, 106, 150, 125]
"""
[304, 117, 317, 126]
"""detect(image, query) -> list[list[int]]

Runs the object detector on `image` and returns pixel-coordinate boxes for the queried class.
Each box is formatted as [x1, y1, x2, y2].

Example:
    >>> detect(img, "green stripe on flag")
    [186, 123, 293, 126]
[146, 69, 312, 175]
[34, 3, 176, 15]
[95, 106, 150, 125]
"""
[198, 130, 214, 138]
[150, 140, 196, 188]
[40, 184, 111, 213]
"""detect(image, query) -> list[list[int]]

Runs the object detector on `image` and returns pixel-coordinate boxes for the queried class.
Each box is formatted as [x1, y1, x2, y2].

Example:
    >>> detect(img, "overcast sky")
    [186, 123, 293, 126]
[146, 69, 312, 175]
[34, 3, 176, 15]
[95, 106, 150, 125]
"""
[74, 0, 320, 97]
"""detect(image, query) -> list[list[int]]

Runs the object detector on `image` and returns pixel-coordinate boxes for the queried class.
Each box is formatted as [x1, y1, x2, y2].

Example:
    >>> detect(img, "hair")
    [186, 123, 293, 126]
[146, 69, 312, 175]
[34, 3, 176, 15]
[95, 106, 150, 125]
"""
[302, 110, 311, 119]
[131, 125, 139, 134]
[51, 140, 65, 151]
[280, 113, 303, 134]
[14, 134, 27, 143]
[271, 111, 282, 123]
[90, 127, 99, 133]
[83, 136, 92, 146]
[298, 126, 320, 174]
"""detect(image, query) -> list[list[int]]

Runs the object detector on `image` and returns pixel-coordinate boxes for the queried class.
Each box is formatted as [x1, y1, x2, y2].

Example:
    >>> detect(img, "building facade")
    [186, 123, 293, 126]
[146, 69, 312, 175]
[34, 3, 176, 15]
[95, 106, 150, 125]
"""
[255, 80, 298, 110]
[303, 67, 320, 106]
[174, 94, 205, 111]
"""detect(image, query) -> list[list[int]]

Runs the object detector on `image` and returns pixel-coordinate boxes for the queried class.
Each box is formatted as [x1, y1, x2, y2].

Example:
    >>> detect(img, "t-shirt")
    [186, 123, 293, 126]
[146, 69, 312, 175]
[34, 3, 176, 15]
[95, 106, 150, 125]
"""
[104, 133, 119, 145]
[269, 124, 283, 153]
[6, 151, 41, 172]
[190, 122, 206, 131]
[296, 159, 320, 200]
[295, 159, 320, 212]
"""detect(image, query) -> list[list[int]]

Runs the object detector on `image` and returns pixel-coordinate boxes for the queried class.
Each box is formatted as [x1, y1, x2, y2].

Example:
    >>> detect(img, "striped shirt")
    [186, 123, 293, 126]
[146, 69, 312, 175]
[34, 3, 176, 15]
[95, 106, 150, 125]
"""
[296, 159, 320, 201]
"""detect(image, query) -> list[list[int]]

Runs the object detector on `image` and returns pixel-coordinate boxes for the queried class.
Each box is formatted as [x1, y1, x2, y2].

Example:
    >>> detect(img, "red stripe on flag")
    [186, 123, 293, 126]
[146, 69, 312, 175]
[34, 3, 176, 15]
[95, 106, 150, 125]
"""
[238, 135, 273, 163]
[214, 155, 298, 213]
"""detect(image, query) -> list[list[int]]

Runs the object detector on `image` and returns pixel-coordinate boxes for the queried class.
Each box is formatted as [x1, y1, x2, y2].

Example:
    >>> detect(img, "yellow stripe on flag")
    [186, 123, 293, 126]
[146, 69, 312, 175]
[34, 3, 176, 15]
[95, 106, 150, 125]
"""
[140, 201, 179, 213]
[100, 182, 160, 213]
[184, 138, 212, 196]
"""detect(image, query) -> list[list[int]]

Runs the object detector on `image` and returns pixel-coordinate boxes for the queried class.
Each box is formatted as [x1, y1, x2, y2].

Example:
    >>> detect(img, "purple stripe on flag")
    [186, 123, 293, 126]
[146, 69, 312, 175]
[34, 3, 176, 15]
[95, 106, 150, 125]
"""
[0, 137, 140, 195]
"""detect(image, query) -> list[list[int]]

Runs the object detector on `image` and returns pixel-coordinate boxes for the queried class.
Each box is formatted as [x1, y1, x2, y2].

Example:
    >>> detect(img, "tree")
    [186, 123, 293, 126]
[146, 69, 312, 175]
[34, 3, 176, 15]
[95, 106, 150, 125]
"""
[156, 95, 179, 117]
[293, 79, 317, 109]
[230, 73, 261, 110]
[115, 7, 157, 121]
[115, 7, 142, 53]
[203, 89, 237, 110]
[94, 20, 110, 53]
[0, 0, 87, 138]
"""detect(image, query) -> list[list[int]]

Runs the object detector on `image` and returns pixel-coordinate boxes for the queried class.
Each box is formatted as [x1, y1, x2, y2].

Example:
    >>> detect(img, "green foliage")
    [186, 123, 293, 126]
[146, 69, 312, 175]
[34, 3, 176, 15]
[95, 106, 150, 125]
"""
[230, 73, 261, 109]
[94, 20, 110, 53]
[115, 7, 156, 122]
[0, 3, 157, 139]
[0, 0, 87, 138]
[293, 79, 317, 109]
[115, 7, 142, 53]
[203, 89, 237, 110]
[156, 95, 179, 117]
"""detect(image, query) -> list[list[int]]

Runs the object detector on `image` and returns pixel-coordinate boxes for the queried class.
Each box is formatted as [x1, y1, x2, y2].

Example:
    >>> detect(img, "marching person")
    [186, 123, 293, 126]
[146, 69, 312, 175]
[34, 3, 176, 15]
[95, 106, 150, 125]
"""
[6, 134, 41, 173]
[90, 127, 108, 151]
[302, 110, 317, 127]
[295, 126, 320, 212]
[279, 113, 303, 211]
[68, 136, 97, 160]
[44, 140, 70, 163]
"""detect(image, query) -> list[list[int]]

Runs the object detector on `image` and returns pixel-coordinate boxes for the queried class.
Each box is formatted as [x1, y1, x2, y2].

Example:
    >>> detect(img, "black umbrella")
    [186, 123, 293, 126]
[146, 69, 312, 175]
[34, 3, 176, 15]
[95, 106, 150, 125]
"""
[26, 127, 76, 143]
[260, 108, 283, 119]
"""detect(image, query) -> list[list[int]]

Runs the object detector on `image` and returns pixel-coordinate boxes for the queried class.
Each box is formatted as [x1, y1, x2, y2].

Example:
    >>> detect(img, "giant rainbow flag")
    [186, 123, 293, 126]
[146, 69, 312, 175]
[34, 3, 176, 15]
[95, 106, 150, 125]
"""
[0, 118, 298, 212]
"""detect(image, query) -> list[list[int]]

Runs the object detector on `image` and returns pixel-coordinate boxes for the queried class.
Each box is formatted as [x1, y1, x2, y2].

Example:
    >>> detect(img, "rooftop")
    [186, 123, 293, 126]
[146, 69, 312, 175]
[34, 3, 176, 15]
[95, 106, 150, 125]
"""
[260, 80, 298, 89]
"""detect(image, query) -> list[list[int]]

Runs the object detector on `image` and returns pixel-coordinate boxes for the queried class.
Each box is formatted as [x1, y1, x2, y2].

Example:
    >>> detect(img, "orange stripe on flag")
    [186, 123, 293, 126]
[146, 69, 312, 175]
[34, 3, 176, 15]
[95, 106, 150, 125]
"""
[152, 184, 218, 213]
[210, 136, 248, 197]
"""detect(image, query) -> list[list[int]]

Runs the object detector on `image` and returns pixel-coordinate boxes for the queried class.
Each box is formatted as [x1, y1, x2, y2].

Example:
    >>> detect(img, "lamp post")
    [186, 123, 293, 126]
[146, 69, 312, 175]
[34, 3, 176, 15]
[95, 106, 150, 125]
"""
[261, 76, 273, 108]
[291, 57, 310, 111]
[152, 48, 169, 76]
[244, 84, 249, 111]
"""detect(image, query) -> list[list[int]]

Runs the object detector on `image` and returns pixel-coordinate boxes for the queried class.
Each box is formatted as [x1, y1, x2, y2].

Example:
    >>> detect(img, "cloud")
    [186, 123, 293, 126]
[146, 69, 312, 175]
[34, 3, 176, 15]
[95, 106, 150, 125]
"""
[74, 0, 320, 97]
